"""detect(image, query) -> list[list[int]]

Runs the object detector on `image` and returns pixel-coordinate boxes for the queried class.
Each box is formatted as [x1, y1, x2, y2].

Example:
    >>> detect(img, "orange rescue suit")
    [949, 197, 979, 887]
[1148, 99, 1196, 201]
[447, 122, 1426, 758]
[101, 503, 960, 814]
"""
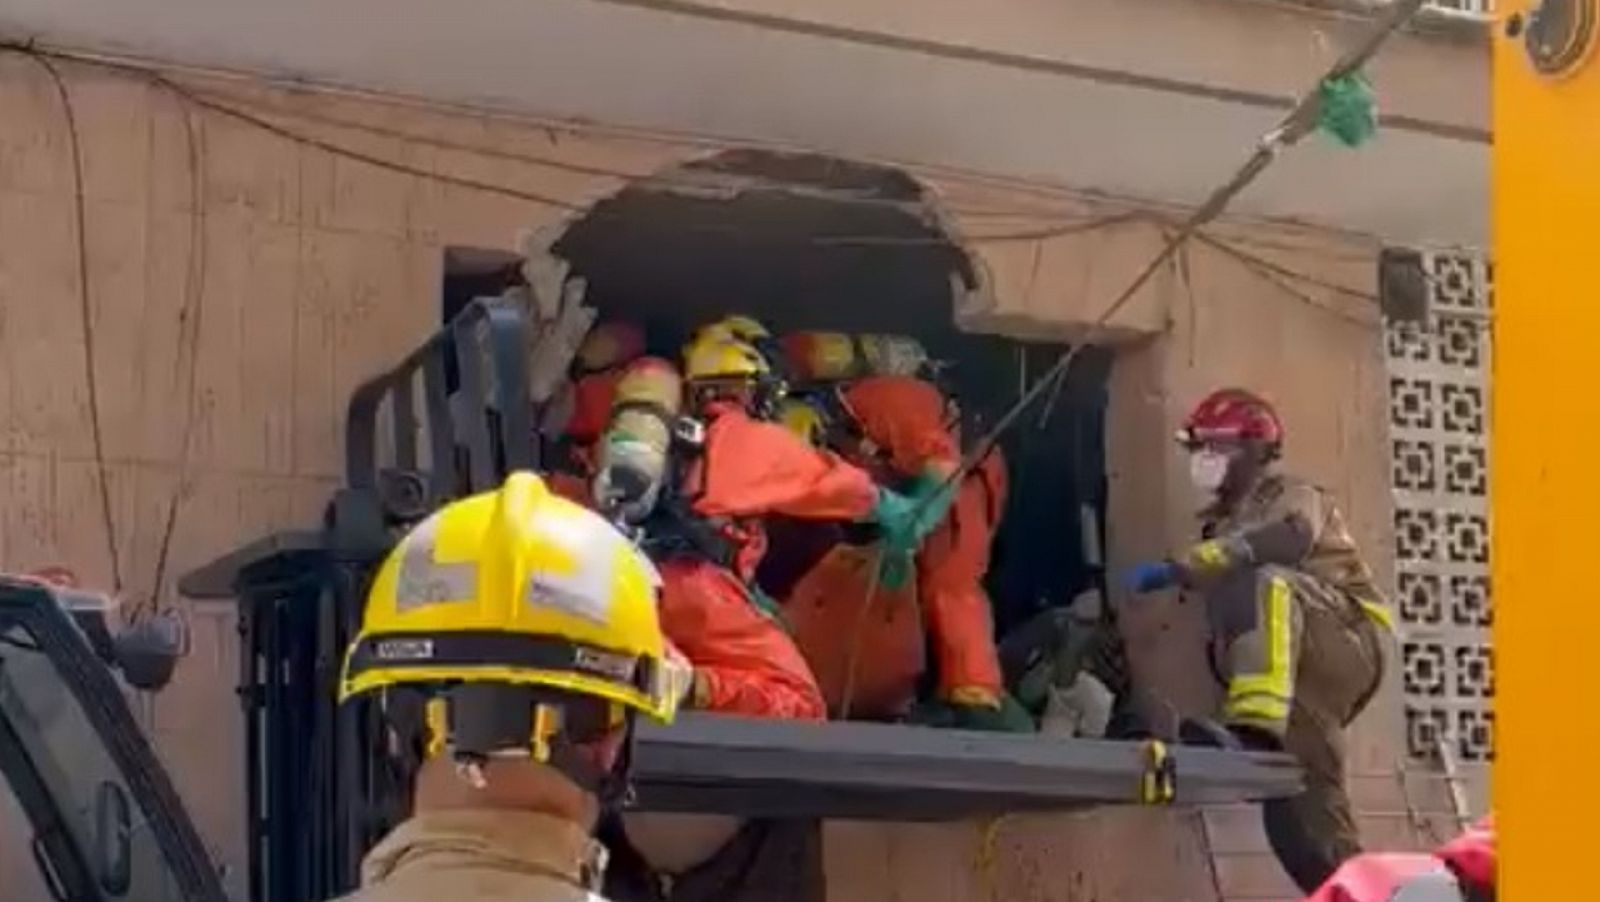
[686, 400, 880, 580]
[848, 376, 1006, 699]
[547, 369, 624, 506]
[657, 558, 825, 720]
[597, 370, 864, 723]
[920, 450, 1007, 698]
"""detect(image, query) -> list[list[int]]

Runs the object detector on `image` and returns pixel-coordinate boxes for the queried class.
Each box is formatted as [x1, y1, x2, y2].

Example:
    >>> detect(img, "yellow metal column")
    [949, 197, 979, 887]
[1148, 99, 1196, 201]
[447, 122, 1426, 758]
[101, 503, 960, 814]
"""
[1494, 1, 1600, 894]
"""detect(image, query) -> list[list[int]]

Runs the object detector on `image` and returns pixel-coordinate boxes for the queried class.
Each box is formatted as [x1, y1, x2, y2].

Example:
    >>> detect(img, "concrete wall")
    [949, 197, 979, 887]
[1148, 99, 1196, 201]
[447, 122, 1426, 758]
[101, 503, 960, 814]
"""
[0, 56, 1455, 901]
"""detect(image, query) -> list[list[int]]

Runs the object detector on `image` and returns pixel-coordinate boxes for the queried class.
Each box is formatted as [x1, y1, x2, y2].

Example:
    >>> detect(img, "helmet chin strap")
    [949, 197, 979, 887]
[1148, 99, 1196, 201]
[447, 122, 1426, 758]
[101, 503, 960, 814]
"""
[445, 722, 638, 817]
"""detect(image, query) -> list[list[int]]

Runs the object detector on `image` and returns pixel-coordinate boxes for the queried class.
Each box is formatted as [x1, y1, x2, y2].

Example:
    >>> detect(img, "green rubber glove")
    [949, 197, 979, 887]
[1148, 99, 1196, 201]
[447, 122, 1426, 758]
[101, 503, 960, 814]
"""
[905, 468, 959, 540]
[870, 487, 918, 546]
[869, 488, 921, 590]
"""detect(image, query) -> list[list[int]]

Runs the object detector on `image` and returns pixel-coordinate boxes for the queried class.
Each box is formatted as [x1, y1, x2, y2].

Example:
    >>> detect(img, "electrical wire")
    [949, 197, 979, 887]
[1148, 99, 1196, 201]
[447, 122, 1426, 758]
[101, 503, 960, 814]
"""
[146, 96, 209, 620]
[160, 77, 1167, 228]
[1218, 244, 1378, 328]
[149, 84, 1018, 218]
[22, 51, 125, 594]
[145, 72, 593, 212]
[3, 43, 1183, 249]
[918, 0, 1429, 507]
[1191, 230, 1379, 302]
[169, 79, 1141, 245]
[11, 43, 1390, 262]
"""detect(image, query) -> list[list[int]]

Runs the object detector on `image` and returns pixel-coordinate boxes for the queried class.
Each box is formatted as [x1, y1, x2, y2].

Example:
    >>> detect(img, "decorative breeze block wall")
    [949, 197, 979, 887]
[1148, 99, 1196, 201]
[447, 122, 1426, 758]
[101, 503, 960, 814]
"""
[1383, 251, 1494, 768]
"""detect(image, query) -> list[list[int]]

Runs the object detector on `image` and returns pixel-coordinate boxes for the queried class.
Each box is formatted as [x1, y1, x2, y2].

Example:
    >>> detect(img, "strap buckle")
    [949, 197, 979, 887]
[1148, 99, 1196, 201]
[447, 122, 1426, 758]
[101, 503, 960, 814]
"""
[1138, 740, 1177, 805]
[672, 416, 706, 449]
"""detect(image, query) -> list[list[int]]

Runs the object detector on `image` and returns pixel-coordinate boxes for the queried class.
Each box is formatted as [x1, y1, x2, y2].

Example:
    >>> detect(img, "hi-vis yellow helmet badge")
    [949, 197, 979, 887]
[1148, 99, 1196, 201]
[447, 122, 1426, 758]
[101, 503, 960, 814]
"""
[339, 472, 678, 723]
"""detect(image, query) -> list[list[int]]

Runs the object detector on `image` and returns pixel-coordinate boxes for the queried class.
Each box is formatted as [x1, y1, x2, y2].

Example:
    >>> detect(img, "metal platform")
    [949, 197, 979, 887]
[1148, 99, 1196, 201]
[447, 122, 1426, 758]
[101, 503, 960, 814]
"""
[182, 533, 1302, 826]
[633, 713, 1299, 821]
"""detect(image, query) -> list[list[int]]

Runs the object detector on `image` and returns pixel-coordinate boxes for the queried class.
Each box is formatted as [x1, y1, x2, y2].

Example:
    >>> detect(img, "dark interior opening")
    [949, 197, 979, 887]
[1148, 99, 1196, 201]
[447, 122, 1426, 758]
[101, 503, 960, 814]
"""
[439, 150, 1113, 642]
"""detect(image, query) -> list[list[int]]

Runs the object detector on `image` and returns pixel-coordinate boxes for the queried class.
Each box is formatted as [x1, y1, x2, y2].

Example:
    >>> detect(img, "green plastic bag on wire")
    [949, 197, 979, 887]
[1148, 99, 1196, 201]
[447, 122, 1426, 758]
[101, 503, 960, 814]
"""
[1316, 71, 1378, 149]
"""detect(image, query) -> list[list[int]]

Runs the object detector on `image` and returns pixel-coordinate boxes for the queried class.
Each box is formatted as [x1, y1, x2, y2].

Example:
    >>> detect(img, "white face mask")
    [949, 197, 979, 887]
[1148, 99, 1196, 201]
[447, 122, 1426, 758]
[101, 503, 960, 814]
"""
[1188, 449, 1232, 494]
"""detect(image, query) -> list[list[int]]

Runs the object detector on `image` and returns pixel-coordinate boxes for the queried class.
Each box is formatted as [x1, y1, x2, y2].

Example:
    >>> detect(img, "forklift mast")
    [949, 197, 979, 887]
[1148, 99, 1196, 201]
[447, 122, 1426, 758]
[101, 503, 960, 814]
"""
[179, 297, 540, 902]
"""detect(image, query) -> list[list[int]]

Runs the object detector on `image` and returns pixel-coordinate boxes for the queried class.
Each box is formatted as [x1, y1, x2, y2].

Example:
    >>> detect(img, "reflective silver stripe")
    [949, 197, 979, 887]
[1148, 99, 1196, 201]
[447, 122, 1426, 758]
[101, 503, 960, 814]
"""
[1389, 866, 1465, 902]
[395, 514, 478, 611]
[525, 510, 621, 625]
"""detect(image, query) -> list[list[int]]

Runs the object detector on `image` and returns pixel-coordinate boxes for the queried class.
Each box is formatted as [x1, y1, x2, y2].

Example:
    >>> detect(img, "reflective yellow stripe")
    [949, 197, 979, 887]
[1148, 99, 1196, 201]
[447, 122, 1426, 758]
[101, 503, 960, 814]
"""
[1224, 576, 1294, 725]
[1228, 674, 1288, 699]
[1224, 693, 1290, 723]
[1359, 599, 1395, 633]
[1191, 540, 1230, 569]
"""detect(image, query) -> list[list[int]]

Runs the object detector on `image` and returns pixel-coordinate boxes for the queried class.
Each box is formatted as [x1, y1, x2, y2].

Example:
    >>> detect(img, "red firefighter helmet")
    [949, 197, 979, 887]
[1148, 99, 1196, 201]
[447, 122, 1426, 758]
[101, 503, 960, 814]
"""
[1177, 388, 1284, 451]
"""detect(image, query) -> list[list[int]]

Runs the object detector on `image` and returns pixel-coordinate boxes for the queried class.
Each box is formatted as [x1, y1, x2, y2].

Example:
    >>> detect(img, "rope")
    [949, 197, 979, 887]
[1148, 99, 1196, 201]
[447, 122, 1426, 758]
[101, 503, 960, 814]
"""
[836, 546, 888, 720]
[21, 51, 124, 593]
[914, 0, 1429, 508]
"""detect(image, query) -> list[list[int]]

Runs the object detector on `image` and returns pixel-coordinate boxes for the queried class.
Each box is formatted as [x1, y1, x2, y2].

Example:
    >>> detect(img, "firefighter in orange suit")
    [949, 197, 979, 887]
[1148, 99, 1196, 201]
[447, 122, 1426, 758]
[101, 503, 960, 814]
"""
[546, 320, 645, 505]
[772, 395, 927, 720]
[672, 318, 945, 585]
[839, 376, 1018, 728]
[1126, 388, 1392, 893]
[592, 354, 825, 721]
[591, 319, 949, 721]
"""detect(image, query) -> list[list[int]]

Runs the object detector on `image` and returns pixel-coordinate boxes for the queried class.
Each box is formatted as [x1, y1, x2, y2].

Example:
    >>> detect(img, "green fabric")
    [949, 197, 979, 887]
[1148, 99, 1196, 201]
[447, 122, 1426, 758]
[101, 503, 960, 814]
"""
[1316, 71, 1377, 149]
[869, 488, 921, 590]
[906, 694, 1035, 733]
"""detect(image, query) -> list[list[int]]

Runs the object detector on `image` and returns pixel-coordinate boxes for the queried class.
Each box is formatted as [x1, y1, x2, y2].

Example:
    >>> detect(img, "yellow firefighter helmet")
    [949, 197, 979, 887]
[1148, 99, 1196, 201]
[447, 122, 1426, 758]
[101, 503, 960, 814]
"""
[776, 397, 828, 446]
[691, 315, 770, 347]
[340, 472, 682, 761]
[682, 335, 770, 382]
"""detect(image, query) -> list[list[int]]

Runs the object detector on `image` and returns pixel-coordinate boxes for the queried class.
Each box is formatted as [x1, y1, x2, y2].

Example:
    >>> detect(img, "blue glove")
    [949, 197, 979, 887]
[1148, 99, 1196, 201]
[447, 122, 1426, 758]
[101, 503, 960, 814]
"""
[1127, 561, 1181, 594]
